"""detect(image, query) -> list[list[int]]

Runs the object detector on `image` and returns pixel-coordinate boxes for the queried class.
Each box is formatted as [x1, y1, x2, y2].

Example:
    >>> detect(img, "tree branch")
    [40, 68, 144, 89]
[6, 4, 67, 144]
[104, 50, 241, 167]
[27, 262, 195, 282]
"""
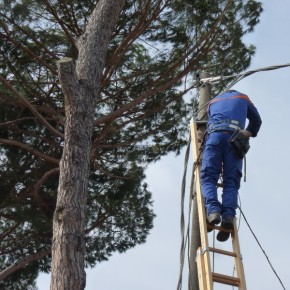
[0, 249, 50, 281]
[0, 74, 64, 139]
[43, 0, 78, 50]
[102, 0, 165, 89]
[93, 0, 235, 127]
[0, 11, 57, 60]
[0, 138, 59, 165]
[0, 222, 21, 240]
[33, 168, 60, 197]
[0, 19, 57, 74]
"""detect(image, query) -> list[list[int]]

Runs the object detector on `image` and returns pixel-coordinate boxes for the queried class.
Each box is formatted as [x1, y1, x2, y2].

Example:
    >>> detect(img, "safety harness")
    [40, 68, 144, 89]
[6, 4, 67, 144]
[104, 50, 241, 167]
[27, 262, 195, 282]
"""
[207, 119, 242, 134]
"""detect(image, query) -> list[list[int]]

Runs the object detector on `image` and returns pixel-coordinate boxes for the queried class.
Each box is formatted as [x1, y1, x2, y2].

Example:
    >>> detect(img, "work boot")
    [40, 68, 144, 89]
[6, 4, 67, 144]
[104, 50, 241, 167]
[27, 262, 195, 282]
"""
[207, 212, 221, 224]
[216, 217, 234, 242]
[207, 212, 221, 232]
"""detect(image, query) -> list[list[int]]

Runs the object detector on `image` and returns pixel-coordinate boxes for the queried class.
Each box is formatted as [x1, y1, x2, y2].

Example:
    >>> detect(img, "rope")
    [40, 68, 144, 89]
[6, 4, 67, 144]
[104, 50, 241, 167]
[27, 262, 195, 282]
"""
[239, 206, 287, 290]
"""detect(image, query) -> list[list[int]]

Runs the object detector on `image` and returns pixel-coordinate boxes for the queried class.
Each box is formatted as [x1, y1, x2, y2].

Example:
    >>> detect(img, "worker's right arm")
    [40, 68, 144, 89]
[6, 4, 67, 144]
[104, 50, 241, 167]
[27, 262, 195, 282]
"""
[246, 103, 262, 137]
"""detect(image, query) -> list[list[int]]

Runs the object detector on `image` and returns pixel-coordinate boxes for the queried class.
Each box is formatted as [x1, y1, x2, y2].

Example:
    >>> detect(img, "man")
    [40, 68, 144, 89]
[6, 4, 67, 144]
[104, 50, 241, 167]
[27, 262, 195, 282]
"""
[201, 90, 262, 242]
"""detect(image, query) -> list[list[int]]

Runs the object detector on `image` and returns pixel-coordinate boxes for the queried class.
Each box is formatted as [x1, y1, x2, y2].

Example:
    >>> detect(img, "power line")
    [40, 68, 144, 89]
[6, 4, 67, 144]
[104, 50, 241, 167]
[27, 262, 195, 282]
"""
[239, 207, 287, 290]
[200, 62, 290, 86]
[192, 62, 290, 119]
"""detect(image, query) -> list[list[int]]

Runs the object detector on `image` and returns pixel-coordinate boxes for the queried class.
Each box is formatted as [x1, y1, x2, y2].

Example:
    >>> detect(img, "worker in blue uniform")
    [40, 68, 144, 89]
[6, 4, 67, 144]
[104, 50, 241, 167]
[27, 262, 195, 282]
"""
[201, 90, 262, 241]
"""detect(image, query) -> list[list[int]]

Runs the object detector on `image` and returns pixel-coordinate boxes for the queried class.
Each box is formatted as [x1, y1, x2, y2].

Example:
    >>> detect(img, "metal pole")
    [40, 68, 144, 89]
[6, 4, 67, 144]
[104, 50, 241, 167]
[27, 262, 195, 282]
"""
[188, 73, 211, 290]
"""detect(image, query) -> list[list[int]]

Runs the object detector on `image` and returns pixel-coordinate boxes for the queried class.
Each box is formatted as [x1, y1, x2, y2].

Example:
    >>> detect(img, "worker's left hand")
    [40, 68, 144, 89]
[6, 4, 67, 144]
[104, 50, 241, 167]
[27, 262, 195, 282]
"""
[240, 130, 252, 137]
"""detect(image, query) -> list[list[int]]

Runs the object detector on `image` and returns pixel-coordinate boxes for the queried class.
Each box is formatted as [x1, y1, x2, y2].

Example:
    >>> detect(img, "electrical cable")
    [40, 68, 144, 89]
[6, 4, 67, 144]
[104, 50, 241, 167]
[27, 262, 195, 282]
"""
[238, 206, 287, 290]
[176, 135, 191, 290]
[186, 168, 195, 289]
[200, 62, 290, 86]
[177, 131, 202, 290]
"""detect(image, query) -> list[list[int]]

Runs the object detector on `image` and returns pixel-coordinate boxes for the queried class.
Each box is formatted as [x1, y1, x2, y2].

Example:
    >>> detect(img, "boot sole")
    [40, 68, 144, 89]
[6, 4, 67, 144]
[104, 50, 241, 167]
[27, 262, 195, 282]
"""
[217, 231, 230, 242]
[217, 219, 234, 241]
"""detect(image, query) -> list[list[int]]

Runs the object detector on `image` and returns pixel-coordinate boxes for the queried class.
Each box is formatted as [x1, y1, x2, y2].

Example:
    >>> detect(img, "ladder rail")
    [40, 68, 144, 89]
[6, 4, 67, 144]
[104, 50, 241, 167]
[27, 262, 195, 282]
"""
[232, 219, 247, 290]
[190, 119, 213, 290]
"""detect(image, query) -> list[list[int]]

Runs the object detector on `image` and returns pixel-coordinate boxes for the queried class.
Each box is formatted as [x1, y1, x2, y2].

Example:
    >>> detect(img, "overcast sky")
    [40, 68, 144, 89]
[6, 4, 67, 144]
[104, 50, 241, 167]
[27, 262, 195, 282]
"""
[37, 1, 290, 289]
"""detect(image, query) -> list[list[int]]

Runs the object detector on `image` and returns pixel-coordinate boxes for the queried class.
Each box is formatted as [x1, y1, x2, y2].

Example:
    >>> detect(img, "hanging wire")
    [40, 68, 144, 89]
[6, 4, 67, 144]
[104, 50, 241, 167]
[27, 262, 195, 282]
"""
[237, 194, 242, 230]
[238, 206, 287, 290]
[176, 134, 192, 290]
[177, 130, 202, 290]
[186, 166, 196, 287]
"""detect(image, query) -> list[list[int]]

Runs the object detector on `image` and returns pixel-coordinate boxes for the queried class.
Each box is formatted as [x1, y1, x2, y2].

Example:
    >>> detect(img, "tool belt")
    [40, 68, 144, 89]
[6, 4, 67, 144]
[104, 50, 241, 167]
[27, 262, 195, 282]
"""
[229, 130, 250, 159]
[207, 119, 241, 134]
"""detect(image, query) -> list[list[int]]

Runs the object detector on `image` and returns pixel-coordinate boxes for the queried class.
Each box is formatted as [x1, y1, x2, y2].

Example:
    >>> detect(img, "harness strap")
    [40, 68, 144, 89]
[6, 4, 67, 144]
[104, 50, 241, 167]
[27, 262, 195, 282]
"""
[208, 94, 253, 106]
[207, 119, 242, 133]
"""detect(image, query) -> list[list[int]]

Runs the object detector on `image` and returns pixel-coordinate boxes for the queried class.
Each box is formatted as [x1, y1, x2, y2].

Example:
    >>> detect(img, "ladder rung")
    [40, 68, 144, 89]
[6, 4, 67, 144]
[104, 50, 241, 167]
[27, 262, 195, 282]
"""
[207, 224, 233, 232]
[212, 272, 240, 287]
[209, 247, 237, 257]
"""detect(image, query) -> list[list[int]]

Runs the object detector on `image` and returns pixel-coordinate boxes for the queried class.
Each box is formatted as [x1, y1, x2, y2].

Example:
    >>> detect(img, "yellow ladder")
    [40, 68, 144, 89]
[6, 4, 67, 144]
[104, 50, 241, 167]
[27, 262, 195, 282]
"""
[190, 118, 247, 290]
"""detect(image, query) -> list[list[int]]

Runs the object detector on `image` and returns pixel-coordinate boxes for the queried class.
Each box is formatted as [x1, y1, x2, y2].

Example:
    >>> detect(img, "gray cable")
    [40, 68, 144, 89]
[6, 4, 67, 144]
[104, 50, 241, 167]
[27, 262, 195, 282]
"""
[239, 206, 287, 290]
[176, 135, 191, 290]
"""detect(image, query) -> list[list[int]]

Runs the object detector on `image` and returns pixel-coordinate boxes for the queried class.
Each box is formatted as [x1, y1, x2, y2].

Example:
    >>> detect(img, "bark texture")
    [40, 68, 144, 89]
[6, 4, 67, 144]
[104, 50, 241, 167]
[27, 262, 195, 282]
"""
[51, 1, 125, 289]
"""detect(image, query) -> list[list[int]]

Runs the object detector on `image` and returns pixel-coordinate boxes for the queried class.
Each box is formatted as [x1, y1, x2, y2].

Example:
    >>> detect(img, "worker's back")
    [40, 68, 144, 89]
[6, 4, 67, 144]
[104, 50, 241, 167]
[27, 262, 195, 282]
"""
[207, 90, 262, 136]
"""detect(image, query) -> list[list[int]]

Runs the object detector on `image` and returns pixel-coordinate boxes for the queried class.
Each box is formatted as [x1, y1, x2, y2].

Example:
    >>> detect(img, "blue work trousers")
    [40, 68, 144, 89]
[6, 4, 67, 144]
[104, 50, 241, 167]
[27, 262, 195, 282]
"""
[200, 131, 243, 218]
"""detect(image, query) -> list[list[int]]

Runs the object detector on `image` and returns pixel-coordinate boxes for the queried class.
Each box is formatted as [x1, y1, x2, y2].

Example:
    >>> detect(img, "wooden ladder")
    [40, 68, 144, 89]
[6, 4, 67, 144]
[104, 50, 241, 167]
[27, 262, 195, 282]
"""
[190, 118, 247, 290]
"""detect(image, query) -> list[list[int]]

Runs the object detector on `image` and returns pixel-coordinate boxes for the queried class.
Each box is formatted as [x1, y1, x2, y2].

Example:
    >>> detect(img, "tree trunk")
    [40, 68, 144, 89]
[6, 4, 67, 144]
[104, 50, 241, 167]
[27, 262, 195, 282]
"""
[51, 1, 125, 289]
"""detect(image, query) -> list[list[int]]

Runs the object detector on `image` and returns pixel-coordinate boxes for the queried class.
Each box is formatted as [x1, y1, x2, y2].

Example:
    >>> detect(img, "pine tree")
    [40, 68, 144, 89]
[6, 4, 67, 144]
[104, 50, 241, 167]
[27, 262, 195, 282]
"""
[0, 0, 263, 288]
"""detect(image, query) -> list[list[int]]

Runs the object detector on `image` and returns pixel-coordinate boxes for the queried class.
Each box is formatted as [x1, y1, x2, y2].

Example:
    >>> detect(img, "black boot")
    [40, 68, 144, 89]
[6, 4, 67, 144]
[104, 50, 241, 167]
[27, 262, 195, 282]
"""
[217, 217, 234, 242]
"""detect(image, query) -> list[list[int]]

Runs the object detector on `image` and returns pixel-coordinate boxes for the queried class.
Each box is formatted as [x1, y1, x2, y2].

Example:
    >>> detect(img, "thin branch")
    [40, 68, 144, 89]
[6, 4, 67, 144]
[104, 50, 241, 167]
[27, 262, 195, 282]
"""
[33, 167, 60, 197]
[0, 222, 21, 240]
[153, 0, 234, 85]
[102, 0, 165, 88]
[43, 0, 78, 51]
[85, 200, 123, 234]
[0, 138, 59, 165]
[94, 68, 197, 126]
[0, 117, 38, 128]
[0, 74, 64, 139]
[0, 11, 57, 60]
[0, 20, 57, 74]
[0, 249, 50, 281]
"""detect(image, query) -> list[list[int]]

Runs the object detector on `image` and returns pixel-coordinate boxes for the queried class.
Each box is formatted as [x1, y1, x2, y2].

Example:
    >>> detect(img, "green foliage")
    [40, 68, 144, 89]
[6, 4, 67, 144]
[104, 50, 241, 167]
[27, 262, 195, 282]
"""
[0, 0, 262, 286]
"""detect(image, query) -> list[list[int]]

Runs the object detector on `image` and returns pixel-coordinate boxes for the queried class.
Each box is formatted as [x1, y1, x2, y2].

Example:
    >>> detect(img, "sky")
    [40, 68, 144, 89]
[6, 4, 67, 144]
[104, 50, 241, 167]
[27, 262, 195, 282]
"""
[37, 1, 290, 289]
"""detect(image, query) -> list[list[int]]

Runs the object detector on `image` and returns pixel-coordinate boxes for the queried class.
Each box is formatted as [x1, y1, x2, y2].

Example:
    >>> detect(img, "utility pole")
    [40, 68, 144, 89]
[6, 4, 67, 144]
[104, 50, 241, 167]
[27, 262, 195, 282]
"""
[188, 73, 211, 290]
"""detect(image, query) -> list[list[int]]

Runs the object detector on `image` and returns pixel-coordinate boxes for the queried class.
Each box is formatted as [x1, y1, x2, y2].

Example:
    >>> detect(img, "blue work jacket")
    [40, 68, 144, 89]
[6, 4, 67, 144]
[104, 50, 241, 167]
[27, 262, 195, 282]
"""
[207, 90, 262, 137]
